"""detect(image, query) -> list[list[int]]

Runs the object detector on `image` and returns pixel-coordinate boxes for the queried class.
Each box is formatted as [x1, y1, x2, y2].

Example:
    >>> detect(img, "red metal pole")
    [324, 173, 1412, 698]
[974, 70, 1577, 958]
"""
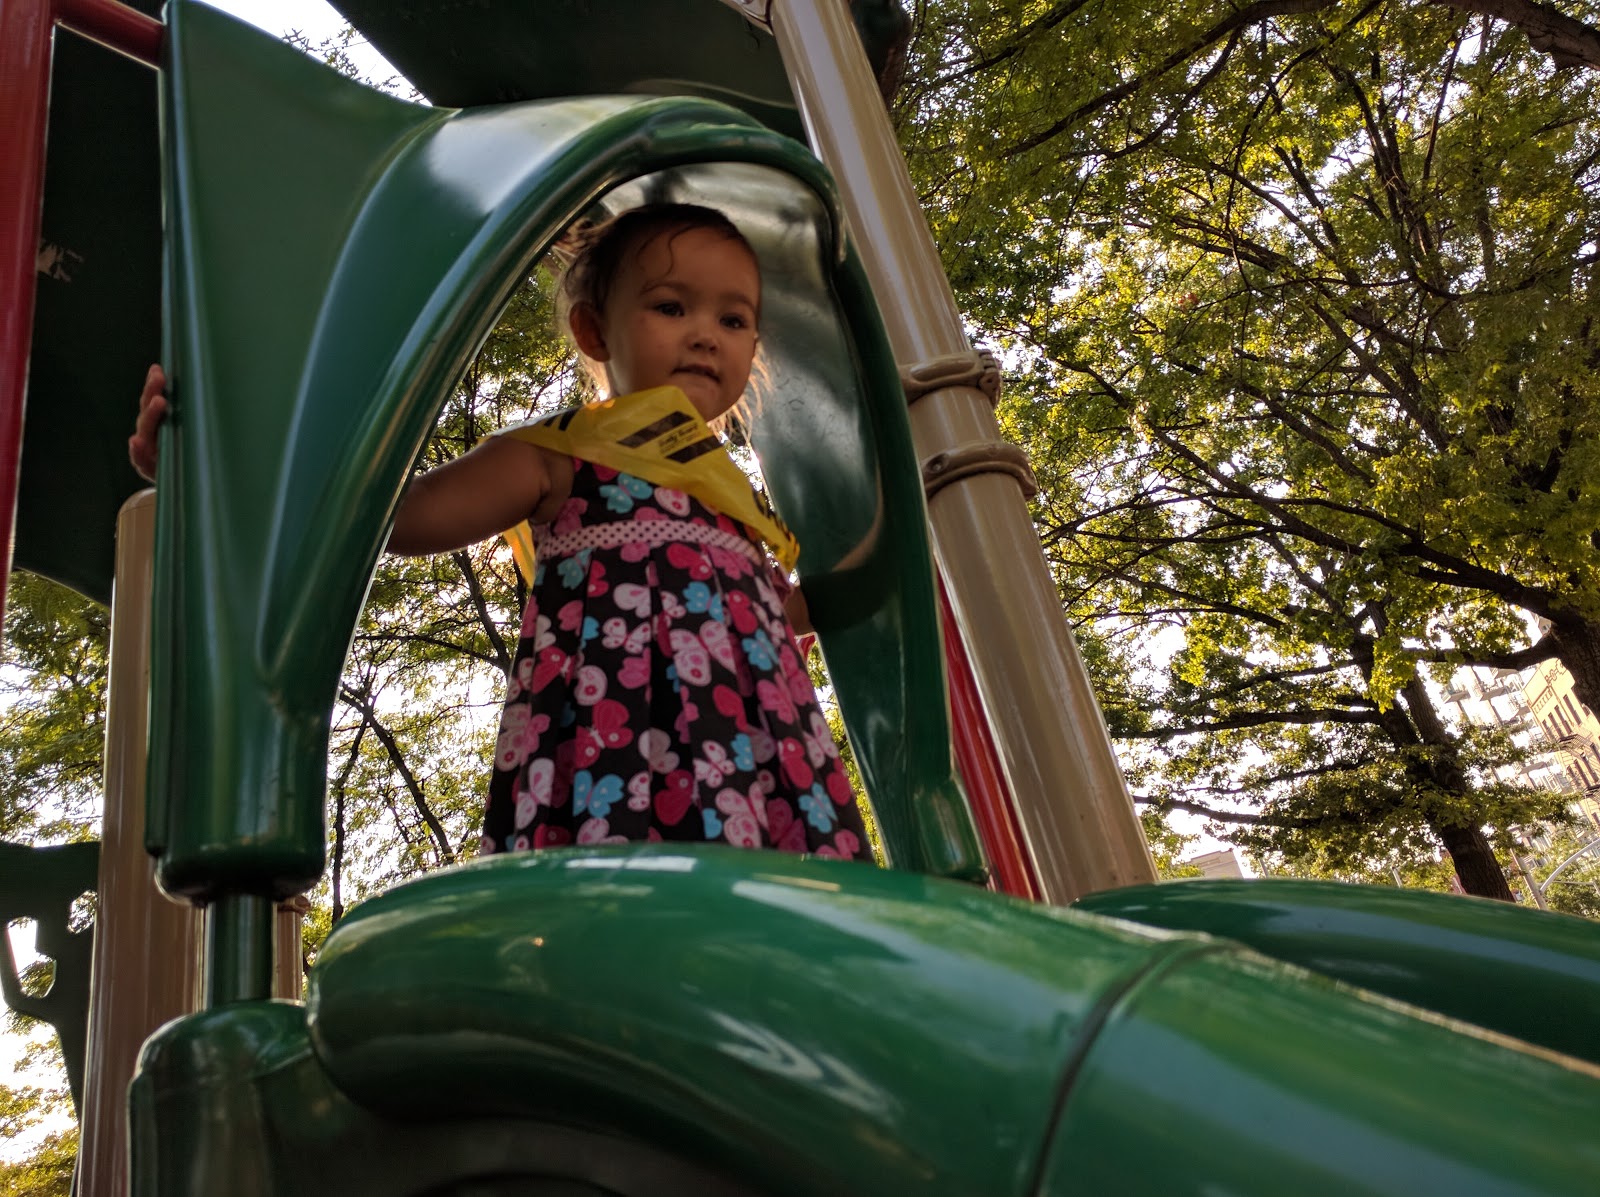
[0, 0, 56, 627]
[54, 0, 161, 66]
[940, 580, 1042, 901]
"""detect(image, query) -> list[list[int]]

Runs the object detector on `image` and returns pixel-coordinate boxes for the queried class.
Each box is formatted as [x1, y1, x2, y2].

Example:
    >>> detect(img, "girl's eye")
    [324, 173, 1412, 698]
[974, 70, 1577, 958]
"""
[722, 314, 749, 330]
[654, 301, 683, 316]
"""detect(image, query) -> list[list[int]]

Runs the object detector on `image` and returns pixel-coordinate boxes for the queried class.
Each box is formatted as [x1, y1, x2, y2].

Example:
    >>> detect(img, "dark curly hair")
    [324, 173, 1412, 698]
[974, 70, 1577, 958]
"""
[556, 203, 760, 328]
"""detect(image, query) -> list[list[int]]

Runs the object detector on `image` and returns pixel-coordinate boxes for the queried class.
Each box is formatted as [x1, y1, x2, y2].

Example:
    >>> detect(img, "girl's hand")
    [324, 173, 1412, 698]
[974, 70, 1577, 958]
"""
[784, 584, 813, 636]
[129, 364, 167, 481]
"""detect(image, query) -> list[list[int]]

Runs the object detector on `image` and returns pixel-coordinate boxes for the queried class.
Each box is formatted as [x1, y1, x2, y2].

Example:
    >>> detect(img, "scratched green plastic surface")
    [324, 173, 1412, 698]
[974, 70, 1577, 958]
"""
[147, 0, 978, 901]
[1074, 878, 1600, 1066]
[128, 845, 1600, 1196]
[0, 841, 98, 1113]
[326, 0, 909, 142]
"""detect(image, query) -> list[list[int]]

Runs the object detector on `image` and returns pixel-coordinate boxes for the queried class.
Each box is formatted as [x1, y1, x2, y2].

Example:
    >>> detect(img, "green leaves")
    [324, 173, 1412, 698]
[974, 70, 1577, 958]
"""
[0, 575, 108, 844]
[903, 0, 1600, 892]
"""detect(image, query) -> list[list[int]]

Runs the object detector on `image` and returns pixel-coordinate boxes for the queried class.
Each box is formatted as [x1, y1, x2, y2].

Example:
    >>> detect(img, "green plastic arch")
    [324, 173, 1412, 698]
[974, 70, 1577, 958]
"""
[148, 0, 981, 900]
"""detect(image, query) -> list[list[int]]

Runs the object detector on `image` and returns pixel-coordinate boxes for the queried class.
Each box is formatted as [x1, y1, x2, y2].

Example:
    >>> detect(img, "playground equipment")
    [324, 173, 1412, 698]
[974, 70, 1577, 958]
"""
[4, 1, 1600, 1193]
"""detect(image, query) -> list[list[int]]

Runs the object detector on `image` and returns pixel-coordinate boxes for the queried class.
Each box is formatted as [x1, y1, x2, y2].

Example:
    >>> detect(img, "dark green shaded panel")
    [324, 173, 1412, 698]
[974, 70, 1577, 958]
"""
[0, 840, 99, 1112]
[306, 844, 1176, 1196]
[1073, 878, 1600, 1066]
[328, 1, 910, 142]
[21, 14, 162, 605]
[1043, 947, 1600, 1195]
[810, 249, 977, 876]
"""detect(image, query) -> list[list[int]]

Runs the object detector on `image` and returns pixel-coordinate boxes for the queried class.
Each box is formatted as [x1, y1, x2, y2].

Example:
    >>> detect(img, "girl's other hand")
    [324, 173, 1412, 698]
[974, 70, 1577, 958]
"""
[129, 364, 167, 480]
[784, 584, 813, 636]
[129, 364, 167, 482]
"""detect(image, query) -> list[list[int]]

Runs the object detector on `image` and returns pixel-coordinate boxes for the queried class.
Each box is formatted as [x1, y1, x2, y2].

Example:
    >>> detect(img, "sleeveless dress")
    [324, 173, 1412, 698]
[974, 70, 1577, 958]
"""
[480, 459, 871, 860]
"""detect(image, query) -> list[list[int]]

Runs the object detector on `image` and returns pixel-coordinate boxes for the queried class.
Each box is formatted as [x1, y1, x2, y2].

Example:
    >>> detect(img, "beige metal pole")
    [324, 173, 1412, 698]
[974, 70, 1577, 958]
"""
[1510, 847, 1549, 911]
[78, 494, 305, 1194]
[78, 491, 201, 1197]
[769, 0, 1155, 902]
[274, 897, 305, 1000]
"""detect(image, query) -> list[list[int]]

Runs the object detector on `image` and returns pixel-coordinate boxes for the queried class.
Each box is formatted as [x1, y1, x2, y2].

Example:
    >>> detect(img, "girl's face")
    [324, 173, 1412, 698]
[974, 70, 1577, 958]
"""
[571, 227, 761, 423]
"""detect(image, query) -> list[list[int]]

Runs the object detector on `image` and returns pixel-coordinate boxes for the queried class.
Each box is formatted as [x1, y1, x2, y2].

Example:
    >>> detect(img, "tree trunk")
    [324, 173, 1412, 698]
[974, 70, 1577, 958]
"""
[1549, 609, 1600, 719]
[1397, 672, 1515, 901]
[1428, 818, 1515, 901]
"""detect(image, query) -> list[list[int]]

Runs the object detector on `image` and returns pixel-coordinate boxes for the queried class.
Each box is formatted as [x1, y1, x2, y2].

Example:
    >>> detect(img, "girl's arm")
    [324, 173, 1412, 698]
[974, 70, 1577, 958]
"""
[129, 364, 566, 556]
[387, 437, 571, 557]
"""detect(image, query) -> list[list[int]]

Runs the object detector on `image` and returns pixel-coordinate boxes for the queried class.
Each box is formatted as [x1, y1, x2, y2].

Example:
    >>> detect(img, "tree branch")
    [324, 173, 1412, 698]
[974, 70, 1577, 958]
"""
[1122, 707, 1383, 737]
[1006, 0, 1337, 156]
[450, 549, 512, 675]
[1135, 793, 1324, 828]
[1432, 0, 1600, 70]
[338, 687, 456, 867]
[1411, 634, 1562, 673]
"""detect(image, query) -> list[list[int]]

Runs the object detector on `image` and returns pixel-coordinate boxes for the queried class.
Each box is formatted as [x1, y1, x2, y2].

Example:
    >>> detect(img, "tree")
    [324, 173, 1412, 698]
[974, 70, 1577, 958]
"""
[898, 0, 1600, 890]
[0, 1033, 75, 1196]
[318, 274, 582, 920]
[0, 572, 108, 845]
[0, 1125, 77, 1197]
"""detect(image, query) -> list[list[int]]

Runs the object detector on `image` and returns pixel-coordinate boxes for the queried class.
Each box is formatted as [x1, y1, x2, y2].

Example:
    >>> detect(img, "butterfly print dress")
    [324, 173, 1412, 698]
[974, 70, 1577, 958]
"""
[481, 459, 871, 860]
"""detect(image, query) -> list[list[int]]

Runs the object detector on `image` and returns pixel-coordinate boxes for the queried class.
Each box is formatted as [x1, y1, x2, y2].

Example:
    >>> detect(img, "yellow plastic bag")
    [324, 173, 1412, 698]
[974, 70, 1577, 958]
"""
[499, 386, 799, 578]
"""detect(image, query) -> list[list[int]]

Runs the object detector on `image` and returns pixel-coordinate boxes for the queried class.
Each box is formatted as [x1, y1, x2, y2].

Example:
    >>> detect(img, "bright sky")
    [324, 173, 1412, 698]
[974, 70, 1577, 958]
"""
[210, 0, 402, 79]
[214, 0, 343, 39]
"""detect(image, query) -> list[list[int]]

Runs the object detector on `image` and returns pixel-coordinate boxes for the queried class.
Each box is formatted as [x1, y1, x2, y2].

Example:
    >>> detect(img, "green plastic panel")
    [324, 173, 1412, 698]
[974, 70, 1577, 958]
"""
[1073, 878, 1600, 1066]
[20, 11, 162, 604]
[304, 845, 1167, 1197]
[149, 0, 979, 903]
[327, 0, 911, 143]
[1040, 946, 1600, 1195]
[130, 1001, 768, 1197]
[126, 844, 1600, 1196]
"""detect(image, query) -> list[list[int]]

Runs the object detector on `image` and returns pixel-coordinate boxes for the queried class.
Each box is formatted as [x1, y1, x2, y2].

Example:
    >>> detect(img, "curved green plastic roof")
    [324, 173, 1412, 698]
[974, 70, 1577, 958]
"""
[326, 0, 910, 142]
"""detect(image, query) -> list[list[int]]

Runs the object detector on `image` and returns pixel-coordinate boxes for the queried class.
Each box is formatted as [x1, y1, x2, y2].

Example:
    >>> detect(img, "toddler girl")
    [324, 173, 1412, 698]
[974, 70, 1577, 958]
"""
[133, 204, 871, 861]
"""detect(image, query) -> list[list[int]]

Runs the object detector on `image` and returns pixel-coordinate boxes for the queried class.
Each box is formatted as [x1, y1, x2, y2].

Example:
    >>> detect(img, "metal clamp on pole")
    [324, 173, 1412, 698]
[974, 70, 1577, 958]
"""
[900, 347, 1002, 407]
[922, 440, 1038, 501]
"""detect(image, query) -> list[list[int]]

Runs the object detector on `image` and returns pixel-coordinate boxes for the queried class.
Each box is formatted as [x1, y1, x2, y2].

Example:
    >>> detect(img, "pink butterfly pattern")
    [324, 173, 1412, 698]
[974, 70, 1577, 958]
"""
[481, 459, 870, 862]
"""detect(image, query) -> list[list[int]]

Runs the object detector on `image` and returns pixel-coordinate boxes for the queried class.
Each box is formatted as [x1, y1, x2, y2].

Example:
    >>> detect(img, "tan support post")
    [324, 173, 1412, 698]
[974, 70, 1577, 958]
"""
[78, 491, 201, 1197]
[275, 897, 306, 999]
[770, 0, 1156, 902]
